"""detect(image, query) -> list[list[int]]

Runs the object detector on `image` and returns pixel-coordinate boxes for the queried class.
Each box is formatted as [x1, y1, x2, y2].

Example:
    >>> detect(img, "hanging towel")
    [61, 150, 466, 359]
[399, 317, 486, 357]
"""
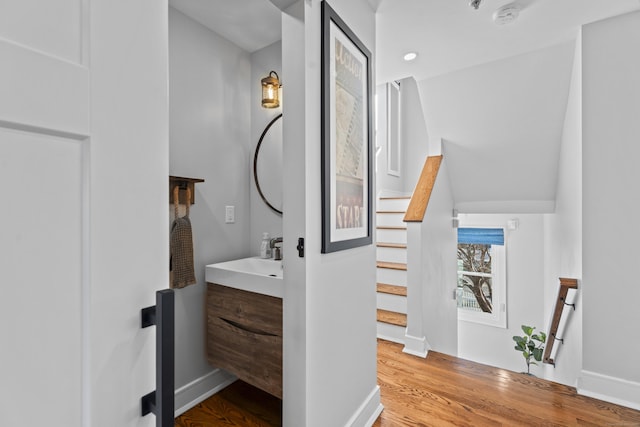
[170, 186, 197, 288]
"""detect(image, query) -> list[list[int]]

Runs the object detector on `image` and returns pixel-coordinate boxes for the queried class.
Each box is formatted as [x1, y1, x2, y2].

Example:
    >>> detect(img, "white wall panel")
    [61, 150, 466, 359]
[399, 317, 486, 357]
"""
[0, 128, 83, 426]
[0, 0, 83, 63]
[0, 39, 89, 136]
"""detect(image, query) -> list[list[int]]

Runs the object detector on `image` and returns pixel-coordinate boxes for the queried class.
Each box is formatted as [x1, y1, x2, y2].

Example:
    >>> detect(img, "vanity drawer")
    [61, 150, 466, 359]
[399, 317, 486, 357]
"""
[206, 283, 282, 398]
[207, 283, 282, 336]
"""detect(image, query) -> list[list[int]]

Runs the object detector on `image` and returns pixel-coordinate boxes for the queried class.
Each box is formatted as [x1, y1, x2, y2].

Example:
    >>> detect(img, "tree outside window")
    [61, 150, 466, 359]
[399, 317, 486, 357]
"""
[457, 243, 493, 313]
[456, 227, 506, 328]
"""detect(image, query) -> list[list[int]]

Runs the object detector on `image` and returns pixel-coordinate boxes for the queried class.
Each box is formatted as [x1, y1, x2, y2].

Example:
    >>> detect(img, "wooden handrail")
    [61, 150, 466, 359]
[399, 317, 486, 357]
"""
[543, 277, 578, 366]
[403, 155, 443, 223]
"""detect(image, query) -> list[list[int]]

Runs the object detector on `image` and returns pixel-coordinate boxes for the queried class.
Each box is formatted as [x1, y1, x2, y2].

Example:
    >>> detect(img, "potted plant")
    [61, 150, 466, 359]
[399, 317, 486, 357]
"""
[512, 325, 546, 375]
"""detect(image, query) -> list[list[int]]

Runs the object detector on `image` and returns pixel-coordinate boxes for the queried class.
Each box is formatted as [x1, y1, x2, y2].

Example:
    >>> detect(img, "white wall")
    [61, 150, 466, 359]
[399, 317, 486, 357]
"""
[542, 35, 582, 387]
[281, 3, 307, 424]
[400, 77, 429, 194]
[282, 1, 380, 425]
[250, 41, 283, 248]
[169, 7, 251, 405]
[419, 160, 458, 356]
[375, 83, 404, 194]
[458, 214, 545, 375]
[376, 77, 433, 196]
[581, 10, 640, 409]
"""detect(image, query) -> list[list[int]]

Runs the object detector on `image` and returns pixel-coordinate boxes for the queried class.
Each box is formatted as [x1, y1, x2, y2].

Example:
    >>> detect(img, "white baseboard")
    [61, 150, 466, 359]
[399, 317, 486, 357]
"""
[344, 385, 383, 427]
[174, 368, 237, 417]
[577, 370, 640, 411]
[403, 333, 429, 358]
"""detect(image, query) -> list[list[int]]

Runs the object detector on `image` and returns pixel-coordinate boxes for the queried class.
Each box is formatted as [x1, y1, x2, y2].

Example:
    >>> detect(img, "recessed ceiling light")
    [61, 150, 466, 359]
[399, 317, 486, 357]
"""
[403, 52, 418, 61]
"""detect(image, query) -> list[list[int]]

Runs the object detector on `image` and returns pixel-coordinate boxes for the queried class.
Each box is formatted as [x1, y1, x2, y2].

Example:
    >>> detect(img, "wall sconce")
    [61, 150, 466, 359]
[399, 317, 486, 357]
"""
[261, 71, 281, 108]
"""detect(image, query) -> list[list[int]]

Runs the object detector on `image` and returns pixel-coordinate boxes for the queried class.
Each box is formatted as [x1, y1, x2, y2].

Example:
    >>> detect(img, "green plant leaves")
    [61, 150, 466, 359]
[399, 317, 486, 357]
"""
[533, 348, 544, 362]
[514, 325, 545, 372]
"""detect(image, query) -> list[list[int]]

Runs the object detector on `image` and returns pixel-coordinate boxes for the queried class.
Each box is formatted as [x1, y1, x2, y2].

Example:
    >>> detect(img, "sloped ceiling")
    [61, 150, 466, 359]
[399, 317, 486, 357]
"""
[418, 41, 576, 213]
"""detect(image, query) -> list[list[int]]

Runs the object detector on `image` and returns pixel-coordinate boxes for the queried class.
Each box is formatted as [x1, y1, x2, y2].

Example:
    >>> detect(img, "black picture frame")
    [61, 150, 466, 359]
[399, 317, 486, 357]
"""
[321, 1, 373, 253]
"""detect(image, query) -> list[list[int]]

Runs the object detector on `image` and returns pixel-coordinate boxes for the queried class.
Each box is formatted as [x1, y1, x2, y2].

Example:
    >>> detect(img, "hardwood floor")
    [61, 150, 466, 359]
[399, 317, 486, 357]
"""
[374, 340, 640, 426]
[175, 340, 640, 426]
[175, 380, 281, 427]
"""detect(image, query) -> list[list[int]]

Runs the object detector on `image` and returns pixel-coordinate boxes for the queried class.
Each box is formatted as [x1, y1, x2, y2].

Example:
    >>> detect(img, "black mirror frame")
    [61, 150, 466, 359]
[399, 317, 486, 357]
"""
[253, 113, 283, 215]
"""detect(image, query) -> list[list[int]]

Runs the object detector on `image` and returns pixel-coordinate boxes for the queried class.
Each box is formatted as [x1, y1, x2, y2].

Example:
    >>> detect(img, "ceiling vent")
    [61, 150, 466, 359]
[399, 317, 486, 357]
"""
[493, 3, 521, 25]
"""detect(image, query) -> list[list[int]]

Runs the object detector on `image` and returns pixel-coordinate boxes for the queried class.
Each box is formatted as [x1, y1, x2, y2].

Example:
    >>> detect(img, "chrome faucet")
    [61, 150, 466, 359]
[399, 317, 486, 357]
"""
[270, 237, 283, 260]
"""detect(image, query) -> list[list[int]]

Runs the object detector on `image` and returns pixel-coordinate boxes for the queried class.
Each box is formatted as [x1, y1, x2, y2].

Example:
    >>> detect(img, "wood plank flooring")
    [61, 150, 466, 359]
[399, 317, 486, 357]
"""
[175, 340, 640, 426]
[373, 340, 640, 427]
[175, 380, 281, 427]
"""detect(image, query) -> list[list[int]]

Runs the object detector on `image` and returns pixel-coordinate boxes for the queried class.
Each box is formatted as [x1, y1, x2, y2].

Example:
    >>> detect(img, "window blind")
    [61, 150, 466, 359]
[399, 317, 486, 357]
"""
[457, 228, 504, 246]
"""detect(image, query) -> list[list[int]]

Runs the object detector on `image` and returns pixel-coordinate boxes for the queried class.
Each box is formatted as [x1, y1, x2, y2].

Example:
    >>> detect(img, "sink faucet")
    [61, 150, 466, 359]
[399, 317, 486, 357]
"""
[270, 237, 283, 260]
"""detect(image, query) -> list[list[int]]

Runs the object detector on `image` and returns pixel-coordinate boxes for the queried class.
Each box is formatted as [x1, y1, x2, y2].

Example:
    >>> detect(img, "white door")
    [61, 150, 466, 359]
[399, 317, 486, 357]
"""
[0, 1, 169, 426]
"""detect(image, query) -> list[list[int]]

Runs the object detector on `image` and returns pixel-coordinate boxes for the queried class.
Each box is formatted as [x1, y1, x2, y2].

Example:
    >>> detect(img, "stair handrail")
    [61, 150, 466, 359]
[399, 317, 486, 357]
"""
[403, 155, 443, 223]
[543, 277, 578, 366]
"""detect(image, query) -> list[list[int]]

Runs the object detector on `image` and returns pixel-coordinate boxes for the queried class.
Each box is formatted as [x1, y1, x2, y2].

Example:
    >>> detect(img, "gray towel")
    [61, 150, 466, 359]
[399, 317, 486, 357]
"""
[170, 216, 197, 288]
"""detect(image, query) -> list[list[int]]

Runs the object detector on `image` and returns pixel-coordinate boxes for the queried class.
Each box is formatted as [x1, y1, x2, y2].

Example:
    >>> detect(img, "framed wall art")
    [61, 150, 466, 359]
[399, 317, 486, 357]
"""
[321, 1, 373, 253]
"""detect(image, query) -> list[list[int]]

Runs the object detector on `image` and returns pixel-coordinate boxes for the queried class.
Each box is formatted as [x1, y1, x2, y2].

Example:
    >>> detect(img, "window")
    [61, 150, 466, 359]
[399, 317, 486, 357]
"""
[457, 228, 506, 328]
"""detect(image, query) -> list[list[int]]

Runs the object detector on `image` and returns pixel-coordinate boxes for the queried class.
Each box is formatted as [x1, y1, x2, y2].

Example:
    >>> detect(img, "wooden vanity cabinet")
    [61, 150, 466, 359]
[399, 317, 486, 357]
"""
[206, 283, 283, 399]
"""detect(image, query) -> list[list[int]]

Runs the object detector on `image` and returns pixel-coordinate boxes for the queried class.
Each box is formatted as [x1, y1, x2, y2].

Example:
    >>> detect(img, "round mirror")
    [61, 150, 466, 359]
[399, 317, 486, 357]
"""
[254, 113, 283, 215]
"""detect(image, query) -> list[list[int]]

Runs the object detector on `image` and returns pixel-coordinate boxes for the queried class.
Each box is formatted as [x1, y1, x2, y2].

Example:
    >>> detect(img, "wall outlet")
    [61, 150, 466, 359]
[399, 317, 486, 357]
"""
[225, 205, 235, 224]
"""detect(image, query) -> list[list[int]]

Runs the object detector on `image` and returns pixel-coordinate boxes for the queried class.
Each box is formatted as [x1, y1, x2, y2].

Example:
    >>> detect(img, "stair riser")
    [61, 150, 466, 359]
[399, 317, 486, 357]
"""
[376, 322, 406, 344]
[376, 267, 406, 287]
[377, 292, 407, 313]
[376, 228, 407, 244]
[376, 246, 407, 264]
[377, 198, 411, 211]
[376, 212, 406, 227]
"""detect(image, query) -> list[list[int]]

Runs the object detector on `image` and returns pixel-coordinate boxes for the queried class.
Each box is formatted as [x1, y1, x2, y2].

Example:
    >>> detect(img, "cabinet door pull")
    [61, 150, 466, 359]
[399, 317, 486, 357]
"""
[219, 317, 278, 337]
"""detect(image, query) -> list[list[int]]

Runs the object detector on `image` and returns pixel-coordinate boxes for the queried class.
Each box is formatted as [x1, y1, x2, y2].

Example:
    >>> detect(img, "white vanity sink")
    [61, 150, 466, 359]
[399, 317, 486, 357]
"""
[205, 257, 283, 298]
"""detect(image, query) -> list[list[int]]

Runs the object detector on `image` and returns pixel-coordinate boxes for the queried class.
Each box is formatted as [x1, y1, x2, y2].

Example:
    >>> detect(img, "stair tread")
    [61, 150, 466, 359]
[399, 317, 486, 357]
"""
[377, 283, 407, 296]
[376, 210, 406, 214]
[376, 225, 407, 230]
[379, 196, 411, 200]
[377, 242, 407, 249]
[377, 309, 407, 327]
[377, 261, 407, 271]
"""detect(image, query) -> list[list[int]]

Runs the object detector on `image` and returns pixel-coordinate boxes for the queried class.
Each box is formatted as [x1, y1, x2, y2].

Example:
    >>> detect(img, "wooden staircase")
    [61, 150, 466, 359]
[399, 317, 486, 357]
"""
[376, 195, 410, 343]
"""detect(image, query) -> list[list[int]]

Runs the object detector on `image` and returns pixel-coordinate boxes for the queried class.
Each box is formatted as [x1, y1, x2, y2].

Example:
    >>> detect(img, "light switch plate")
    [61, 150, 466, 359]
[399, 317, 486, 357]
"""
[225, 206, 235, 223]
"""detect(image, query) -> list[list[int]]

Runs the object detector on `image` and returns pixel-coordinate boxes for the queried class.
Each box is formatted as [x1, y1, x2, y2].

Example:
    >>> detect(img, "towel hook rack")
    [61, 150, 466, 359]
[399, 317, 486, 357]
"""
[169, 176, 204, 205]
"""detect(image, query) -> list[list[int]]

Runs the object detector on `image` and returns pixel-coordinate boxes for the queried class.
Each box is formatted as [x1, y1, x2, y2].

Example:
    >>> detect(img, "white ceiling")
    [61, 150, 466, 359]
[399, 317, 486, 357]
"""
[377, 0, 640, 83]
[168, 0, 287, 53]
[169, 0, 640, 80]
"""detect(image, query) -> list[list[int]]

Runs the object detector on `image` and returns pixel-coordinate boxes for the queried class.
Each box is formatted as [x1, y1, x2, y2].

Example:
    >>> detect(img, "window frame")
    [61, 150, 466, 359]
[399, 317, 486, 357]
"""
[457, 227, 507, 329]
